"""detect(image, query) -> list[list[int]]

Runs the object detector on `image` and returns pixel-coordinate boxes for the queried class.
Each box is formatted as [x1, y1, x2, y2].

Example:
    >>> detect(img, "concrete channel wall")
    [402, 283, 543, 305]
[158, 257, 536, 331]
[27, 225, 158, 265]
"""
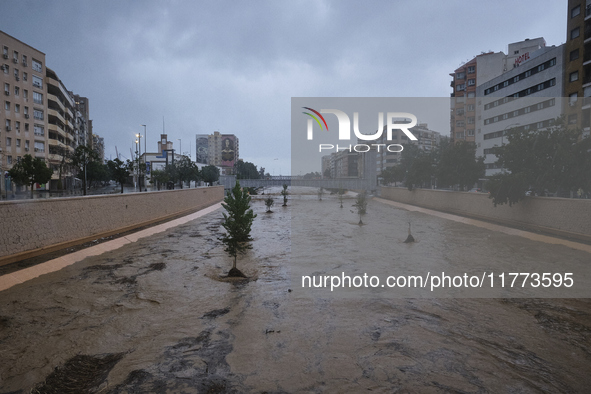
[0, 186, 224, 265]
[379, 186, 591, 242]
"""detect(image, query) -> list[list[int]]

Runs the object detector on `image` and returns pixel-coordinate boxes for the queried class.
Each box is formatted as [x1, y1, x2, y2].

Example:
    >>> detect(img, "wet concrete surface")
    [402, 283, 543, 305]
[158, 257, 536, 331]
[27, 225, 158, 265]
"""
[1, 193, 591, 393]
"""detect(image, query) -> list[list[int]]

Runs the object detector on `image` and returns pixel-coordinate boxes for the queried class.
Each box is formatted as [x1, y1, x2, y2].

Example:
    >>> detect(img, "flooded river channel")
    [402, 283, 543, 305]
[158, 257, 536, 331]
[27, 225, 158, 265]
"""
[1, 193, 590, 393]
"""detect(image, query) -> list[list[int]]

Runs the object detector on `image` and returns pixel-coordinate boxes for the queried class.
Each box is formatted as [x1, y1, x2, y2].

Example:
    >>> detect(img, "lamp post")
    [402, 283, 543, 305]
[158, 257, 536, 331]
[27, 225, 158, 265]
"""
[136, 133, 143, 192]
[141, 125, 147, 191]
[135, 138, 139, 191]
[178, 139, 182, 157]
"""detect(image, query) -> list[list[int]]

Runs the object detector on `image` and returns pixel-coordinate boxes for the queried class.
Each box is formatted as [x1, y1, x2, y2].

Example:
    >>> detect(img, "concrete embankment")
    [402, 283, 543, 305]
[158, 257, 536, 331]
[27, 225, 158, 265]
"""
[0, 186, 224, 265]
[379, 186, 591, 243]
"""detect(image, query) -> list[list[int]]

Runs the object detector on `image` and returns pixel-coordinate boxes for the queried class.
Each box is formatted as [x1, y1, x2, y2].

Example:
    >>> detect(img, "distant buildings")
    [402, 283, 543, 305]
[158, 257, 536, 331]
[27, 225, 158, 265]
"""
[0, 30, 103, 193]
[321, 123, 441, 181]
[195, 131, 239, 175]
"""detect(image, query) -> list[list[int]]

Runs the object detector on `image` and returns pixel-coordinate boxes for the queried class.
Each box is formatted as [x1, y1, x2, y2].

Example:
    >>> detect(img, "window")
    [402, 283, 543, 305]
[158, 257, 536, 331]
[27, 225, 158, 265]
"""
[23, 90, 28, 100]
[25, 140, 29, 150]
[7, 156, 12, 165]
[467, 79, 475, 86]
[467, 117, 475, 124]
[525, 70, 532, 77]
[2, 46, 7, 56]
[22, 55, 27, 66]
[6, 137, 11, 146]
[25, 123, 29, 131]
[4, 83, 9, 93]
[467, 104, 475, 111]
[570, 71, 579, 82]
[14, 86, 19, 96]
[16, 139, 20, 147]
[34, 124, 44, 136]
[455, 132, 465, 139]
[2, 65, 7, 74]
[571, 27, 580, 39]
[514, 50, 519, 55]
[570, 49, 580, 61]
[32, 75, 42, 88]
[467, 129, 475, 136]
[13, 51, 18, 61]
[570, 92, 578, 104]
[514, 75, 520, 83]
[572, 5, 581, 17]
[4, 119, 9, 128]
[467, 66, 475, 74]
[503, 80, 509, 87]
[4, 101, 9, 111]
[24, 106, 28, 115]
[33, 91, 42, 104]
[23, 72, 27, 81]
[456, 84, 465, 91]
[456, 121, 465, 127]
[467, 92, 475, 98]
[13, 68, 18, 79]
[15, 104, 20, 113]
[32, 59, 42, 72]
[456, 108, 464, 115]
[456, 72, 465, 79]
[537, 64, 545, 72]
[34, 141, 44, 152]
[34, 109, 44, 120]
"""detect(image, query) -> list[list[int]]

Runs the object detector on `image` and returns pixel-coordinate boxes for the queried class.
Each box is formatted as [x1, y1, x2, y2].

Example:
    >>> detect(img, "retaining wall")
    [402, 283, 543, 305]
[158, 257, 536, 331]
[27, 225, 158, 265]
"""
[0, 186, 224, 265]
[379, 187, 591, 242]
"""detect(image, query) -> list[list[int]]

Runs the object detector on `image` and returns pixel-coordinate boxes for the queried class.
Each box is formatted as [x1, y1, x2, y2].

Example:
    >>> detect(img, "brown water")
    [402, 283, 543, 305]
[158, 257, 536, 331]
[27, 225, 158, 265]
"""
[1, 194, 590, 393]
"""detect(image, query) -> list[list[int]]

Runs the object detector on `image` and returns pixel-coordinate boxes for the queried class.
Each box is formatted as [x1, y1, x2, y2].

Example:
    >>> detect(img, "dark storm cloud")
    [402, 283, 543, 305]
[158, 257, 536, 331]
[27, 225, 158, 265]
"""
[0, 0, 566, 172]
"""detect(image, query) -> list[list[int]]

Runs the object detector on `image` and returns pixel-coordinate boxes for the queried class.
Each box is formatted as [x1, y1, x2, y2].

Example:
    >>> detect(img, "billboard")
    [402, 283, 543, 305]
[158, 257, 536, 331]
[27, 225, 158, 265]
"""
[220, 134, 236, 167]
[195, 134, 208, 164]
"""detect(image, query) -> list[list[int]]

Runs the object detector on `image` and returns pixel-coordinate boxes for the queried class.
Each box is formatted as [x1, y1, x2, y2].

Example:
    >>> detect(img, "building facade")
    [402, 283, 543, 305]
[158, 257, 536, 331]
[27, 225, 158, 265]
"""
[450, 38, 547, 143]
[1, 30, 48, 194]
[564, 0, 591, 136]
[194, 131, 239, 175]
[476, 44, 565, 176]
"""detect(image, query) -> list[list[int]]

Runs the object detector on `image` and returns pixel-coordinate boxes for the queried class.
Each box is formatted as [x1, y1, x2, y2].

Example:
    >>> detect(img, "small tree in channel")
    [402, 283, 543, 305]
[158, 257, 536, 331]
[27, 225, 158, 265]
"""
[265, 196, 274, 213]
[280, 184, 289, 206]
[352, 191, 368, 225]
[221, 181, 257, 277]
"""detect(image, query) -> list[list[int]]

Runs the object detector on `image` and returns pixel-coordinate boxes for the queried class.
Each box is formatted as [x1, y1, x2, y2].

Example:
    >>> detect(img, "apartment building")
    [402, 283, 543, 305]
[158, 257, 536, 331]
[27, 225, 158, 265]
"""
[194, 131, 239, 175]
[1, 30, 99, 193]
[476, 44, 565, 176]
[450, 38, 547, 143]
[1, 30, 48, 193]
[564, 0, 591, 135]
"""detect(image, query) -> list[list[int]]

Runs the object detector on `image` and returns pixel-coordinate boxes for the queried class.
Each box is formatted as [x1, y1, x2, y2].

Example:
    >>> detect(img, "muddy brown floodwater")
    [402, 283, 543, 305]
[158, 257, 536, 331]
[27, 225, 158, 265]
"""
[1, 193, 591, 393]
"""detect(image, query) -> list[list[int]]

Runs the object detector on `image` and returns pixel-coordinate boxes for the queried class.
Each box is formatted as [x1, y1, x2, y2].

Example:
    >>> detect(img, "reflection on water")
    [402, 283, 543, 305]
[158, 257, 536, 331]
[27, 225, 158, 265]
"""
[0, 194, 590, 392]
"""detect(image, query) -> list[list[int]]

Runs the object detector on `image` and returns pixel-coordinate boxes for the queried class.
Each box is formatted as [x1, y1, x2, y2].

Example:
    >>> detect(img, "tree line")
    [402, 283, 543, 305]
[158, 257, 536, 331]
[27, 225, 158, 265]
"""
[7, 145, 223, 197]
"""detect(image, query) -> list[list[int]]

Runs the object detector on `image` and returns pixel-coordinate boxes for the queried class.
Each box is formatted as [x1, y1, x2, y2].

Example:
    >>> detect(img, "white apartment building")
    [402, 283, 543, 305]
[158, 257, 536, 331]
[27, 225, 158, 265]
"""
[476, 44, 565, 176]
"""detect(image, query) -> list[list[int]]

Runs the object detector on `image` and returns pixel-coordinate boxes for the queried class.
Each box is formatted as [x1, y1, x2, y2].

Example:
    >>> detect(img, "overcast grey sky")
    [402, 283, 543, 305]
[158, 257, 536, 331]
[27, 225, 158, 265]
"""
[0, 0, 567, 175]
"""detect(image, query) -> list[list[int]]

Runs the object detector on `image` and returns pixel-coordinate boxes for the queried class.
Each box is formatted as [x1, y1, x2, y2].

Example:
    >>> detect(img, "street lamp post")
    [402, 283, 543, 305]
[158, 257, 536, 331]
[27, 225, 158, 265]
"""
[136, 133, 143, 192]
[141, 125, 147, 191]
[178, 139, 182, 157]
